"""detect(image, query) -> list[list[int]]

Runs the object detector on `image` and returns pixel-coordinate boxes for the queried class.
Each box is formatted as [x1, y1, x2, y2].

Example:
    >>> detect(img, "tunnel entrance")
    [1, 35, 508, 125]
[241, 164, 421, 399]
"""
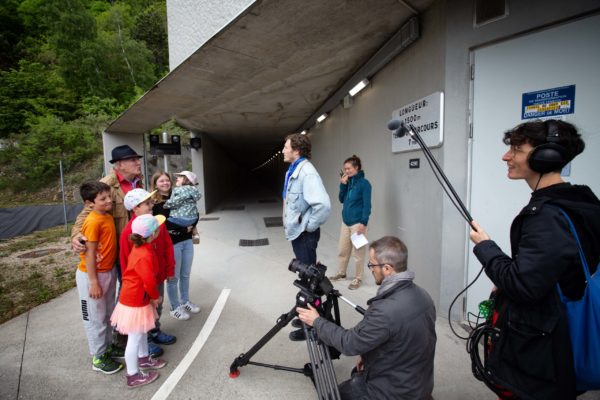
[200, 132, 285, 213]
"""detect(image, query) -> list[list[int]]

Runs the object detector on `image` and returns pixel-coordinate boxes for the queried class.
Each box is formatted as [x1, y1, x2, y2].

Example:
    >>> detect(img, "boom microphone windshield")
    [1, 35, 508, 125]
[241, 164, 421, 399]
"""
[387, 119, 401, 130]
[387, 119, 409, 138]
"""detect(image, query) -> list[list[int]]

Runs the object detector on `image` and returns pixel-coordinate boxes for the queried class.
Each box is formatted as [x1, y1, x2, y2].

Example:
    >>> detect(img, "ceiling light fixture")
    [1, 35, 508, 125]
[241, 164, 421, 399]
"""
[349, 79, 369, 97]
[316, 114, 328, 123]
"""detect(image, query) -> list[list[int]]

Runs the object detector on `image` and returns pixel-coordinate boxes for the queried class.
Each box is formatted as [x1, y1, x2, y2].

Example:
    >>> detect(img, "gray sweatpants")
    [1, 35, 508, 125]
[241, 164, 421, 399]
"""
[76, 268, 116, 357]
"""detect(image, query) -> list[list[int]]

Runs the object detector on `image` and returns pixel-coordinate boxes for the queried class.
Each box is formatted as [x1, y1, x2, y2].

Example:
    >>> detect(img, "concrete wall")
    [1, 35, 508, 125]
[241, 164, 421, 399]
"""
[166, 0, 255, 71]
[199, 133, 239, 212]
[311, 2, 446, 305]
[190, 133, 206, 215]
[311, 0, 600, 317]
[440, 0, 600, 317]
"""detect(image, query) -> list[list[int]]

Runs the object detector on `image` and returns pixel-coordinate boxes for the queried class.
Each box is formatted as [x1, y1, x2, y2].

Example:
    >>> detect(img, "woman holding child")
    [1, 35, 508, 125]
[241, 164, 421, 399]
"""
[151, 171, 200, 322]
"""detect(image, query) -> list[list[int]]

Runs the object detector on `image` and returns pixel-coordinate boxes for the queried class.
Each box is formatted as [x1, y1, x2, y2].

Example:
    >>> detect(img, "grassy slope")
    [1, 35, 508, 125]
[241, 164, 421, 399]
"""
[0, 156, 104, 208]
[0, 157, 104, 323]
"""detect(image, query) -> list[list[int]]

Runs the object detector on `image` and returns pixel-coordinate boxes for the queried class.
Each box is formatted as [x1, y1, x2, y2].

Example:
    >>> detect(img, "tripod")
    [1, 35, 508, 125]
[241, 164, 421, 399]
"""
[229, 286, 365, 400]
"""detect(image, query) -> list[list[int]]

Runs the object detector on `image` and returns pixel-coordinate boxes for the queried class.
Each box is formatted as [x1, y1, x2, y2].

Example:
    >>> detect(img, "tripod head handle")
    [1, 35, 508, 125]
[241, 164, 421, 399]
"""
[331, 289, 366, 315]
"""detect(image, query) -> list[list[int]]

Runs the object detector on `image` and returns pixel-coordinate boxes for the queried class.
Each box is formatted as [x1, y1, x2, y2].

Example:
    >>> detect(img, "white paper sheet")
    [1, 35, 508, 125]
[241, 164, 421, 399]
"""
[351, 233, 369, 249]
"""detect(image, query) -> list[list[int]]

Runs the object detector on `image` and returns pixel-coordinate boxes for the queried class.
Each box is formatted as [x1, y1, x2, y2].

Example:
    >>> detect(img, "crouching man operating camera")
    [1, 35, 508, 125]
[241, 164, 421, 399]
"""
[297, 236, 436, 400]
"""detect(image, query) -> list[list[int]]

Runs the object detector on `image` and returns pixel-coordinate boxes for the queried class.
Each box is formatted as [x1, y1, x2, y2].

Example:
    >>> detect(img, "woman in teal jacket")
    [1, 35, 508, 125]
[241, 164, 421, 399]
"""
[329, 155, 372, 290]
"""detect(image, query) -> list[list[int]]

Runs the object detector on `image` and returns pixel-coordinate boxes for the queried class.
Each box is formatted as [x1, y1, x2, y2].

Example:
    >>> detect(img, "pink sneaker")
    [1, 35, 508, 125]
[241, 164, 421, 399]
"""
[138, 356, 167, 370]
[126, 370, 159, 388]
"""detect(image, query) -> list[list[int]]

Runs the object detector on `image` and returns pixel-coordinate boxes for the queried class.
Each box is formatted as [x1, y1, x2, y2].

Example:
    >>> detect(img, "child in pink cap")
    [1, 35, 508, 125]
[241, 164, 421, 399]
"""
[164, 171, 202, 242]
[111, 214, 168, 388]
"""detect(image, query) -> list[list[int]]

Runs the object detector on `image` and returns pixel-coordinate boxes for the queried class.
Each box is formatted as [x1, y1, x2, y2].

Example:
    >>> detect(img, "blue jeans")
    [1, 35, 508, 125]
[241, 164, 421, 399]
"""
[168, 216, 197, 228]
[291, 228, 320, 265]
[167, 239, 194, 310]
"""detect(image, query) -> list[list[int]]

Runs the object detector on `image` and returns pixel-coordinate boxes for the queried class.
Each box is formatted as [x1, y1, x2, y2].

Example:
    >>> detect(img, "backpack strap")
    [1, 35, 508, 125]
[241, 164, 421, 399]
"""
[555, 207, 592, 300]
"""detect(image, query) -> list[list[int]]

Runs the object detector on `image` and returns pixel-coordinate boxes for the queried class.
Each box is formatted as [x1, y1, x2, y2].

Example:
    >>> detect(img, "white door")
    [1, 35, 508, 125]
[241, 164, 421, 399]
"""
[466, 15, 600, 318]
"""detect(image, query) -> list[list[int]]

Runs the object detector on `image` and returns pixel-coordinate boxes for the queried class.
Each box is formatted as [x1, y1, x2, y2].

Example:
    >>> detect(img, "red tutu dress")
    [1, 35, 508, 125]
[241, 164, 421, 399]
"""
[111, 243, 160, 334]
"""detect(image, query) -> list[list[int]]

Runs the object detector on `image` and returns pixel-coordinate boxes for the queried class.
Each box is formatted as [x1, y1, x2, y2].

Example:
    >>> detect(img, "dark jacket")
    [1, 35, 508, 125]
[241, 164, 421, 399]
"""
[314, 280, 436, 400]
[153, 197, 193, 245]
[473, 183, 600, 400]
[339, 170, 372, 226]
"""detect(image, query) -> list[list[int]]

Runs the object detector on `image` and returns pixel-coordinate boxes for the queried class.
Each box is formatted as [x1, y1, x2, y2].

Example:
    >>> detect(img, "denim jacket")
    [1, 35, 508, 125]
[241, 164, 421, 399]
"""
[283, 159, 331, 240]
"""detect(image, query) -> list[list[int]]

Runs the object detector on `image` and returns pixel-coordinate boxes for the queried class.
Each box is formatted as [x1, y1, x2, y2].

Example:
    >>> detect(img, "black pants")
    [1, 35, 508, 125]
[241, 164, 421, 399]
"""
[338, 369, 369, 400]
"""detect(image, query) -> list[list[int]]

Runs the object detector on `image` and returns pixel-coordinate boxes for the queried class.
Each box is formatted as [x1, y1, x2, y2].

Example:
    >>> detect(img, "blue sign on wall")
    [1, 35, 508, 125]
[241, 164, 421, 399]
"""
[522, 85, 575, 119]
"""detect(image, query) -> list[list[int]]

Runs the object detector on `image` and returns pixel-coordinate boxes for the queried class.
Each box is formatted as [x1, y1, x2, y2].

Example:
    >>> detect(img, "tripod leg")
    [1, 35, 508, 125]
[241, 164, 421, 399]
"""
[304, 325, 327, 397]
[313, 335, 339, 399]
[318, 341, 341, 399]
[305, 326, 341, 400]
[230, 305, 297, 376]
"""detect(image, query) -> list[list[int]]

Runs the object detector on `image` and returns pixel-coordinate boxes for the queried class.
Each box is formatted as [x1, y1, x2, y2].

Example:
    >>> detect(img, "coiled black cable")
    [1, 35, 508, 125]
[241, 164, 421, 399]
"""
[467, 322, 506, 398]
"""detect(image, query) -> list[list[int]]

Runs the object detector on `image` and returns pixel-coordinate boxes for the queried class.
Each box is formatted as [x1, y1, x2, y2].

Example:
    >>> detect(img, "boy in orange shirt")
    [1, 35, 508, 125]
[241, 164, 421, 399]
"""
[76, 181, 123, 374]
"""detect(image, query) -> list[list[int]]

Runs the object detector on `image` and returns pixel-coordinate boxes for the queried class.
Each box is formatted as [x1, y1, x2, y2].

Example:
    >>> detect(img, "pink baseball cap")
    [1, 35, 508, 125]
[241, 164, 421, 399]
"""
[132, 214, 166, 238]
[174, 171, 198, 185]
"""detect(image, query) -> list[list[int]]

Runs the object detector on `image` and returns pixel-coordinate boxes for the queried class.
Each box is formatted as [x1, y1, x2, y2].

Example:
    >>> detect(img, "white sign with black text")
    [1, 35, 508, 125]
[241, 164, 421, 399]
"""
[391, 92, 444, 153]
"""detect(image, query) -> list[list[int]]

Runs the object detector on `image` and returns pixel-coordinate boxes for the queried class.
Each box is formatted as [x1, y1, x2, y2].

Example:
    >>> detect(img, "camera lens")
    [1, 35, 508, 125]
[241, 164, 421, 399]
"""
[289, 259, 307, 274]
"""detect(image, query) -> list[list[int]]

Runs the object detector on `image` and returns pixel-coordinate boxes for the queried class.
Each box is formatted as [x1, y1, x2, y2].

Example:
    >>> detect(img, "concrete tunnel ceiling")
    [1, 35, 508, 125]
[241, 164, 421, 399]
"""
[105, 0, 434, 166]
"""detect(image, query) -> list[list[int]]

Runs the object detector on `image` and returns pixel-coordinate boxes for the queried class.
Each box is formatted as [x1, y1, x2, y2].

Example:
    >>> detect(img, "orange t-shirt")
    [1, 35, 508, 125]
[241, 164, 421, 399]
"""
[78, 211, 117, 273]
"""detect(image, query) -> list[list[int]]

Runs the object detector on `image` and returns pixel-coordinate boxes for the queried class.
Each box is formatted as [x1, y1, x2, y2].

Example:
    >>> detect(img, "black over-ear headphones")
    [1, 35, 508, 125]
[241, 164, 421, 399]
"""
[527, 120, 569, 173]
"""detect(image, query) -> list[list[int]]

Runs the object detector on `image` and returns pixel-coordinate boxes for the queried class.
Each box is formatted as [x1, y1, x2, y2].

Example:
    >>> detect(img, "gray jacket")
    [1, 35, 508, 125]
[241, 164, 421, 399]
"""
[283, 159, 331, 240]
[314, 280, 436, 399]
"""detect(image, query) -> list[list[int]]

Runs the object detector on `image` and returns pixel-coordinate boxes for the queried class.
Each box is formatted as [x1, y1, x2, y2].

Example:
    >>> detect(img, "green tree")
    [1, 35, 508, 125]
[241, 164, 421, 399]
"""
[0, 0, 26, 70]
[0, 0, 169, 193]
[94, 3, 158, 101]
[0, 60, 76, 138]
[132, 2, 169, 76]
[7, 115, 101, 190]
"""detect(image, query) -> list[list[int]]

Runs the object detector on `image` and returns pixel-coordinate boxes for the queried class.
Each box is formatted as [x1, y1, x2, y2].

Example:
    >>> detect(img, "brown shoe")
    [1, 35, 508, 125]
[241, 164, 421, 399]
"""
[329, 273, 346, 281]
[348, 278, 361, 290]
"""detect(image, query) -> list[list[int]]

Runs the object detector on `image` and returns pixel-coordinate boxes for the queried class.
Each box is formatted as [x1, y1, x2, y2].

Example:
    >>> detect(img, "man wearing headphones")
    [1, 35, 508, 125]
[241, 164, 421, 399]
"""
[469, 119, 600, 399]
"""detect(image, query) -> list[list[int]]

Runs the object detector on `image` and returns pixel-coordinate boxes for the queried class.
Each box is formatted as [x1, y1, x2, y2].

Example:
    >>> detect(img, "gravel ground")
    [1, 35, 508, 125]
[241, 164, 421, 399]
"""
[0, 229, 78, 324]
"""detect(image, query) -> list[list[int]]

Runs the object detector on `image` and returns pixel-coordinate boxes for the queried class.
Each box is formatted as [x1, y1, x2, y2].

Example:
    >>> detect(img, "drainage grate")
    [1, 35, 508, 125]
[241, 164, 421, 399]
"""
[200, 217, 220, 221]
[221, 205, 245, 211]
[264, 217, 283, 228]
[239, 238, 270, 247]
[258, 199, 277, 203]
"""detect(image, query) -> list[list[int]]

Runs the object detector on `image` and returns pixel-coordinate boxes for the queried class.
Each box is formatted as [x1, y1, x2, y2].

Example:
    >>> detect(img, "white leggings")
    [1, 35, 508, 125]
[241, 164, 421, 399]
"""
[125, 332, 149, 375]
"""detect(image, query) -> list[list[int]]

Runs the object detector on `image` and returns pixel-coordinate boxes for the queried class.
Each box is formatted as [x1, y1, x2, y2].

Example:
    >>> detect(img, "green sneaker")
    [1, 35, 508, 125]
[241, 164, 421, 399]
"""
[92, 353, 124, 374]
[107, 344, 125, 359]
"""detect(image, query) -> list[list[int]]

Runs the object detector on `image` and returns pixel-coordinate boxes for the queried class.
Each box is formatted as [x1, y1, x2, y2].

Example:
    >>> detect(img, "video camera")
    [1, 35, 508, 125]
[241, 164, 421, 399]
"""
[230, 258, 365, 399]
[288, 259, 334, 308]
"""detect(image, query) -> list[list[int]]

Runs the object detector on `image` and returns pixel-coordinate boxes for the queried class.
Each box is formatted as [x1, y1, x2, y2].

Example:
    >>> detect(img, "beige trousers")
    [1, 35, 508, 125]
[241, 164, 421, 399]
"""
[337, 223, 366, 280]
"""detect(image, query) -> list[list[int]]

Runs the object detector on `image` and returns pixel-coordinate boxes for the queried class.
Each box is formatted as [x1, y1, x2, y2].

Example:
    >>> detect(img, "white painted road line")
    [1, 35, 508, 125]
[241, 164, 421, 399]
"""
[151, 288, 231, 400]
